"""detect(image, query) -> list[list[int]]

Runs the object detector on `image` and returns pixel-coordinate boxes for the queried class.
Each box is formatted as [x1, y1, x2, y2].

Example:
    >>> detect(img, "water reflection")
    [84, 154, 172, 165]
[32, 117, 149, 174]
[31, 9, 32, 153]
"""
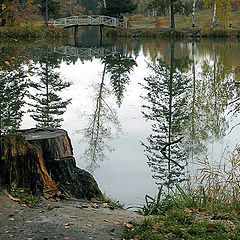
[82, 63, 122, 172]
[103, 52, 137, 107]
[28, 47, 72, 128]
[141, 43, 191, 190]
[1, 38, 240, 204]
[0, 67, 28, 134]
[0, 51, 29, 134]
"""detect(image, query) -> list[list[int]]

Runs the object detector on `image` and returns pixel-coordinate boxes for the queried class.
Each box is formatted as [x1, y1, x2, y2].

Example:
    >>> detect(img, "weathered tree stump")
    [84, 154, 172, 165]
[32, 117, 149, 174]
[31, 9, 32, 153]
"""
[0, 128, 102, 200]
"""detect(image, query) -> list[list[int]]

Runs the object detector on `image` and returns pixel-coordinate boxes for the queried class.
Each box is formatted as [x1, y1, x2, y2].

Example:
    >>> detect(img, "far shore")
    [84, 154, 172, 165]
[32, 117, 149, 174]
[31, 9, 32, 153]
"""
[106, 26, 240, 39]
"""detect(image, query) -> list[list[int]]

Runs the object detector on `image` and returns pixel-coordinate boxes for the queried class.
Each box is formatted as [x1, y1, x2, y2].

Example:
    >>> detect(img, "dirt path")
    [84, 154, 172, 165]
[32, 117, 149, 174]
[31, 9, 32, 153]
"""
[0, 192, 143, 240]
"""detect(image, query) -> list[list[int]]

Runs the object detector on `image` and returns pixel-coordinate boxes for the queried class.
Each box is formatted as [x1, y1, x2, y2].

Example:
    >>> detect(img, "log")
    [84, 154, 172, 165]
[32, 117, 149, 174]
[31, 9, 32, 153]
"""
[0, 128, 102, 200]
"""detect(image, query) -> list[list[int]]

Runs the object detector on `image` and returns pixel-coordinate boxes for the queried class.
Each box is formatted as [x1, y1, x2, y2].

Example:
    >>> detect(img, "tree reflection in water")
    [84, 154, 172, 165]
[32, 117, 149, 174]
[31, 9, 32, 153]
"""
[142, 41, 236, 191]
[82, 51, 137, 172]
[28, 47, 72, 128]
[141, 43, 191, 191]
[0, 61, 29, 134]
[103, 52, 137, 107]
[82, 63, 122, 172]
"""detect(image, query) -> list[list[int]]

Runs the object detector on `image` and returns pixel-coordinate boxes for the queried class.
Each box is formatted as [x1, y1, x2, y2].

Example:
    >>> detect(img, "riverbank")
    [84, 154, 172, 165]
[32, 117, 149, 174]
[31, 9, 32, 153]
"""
[0, 191, 142, 240]
[106, 27, 240, 39]
[0, 26, 68, 41]
[123, 189, 240, 239]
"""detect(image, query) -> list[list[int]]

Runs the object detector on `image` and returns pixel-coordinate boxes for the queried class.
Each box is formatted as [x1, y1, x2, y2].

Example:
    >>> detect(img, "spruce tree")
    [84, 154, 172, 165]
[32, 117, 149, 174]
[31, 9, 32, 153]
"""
[100, 0, 137, 17]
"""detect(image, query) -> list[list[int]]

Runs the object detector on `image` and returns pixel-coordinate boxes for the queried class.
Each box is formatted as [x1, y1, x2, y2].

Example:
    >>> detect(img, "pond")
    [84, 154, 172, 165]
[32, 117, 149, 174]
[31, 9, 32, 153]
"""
[1, 27, 240, 206]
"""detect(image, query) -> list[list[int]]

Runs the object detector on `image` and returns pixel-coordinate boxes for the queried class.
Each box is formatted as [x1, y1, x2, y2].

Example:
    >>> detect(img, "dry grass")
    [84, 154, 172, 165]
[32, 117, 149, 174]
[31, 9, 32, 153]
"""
[129, 9, 240, 29]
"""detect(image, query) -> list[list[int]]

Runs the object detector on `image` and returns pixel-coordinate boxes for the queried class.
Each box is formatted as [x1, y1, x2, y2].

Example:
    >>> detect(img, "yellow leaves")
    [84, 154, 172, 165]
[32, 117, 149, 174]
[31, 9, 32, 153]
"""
[2, 3, 6, 10]
[5, 61, 10, 66]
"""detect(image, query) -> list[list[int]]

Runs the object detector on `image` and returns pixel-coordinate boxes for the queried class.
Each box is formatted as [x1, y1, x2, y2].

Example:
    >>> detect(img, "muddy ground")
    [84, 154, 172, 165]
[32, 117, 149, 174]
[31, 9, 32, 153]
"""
[0, 192, 143, 240]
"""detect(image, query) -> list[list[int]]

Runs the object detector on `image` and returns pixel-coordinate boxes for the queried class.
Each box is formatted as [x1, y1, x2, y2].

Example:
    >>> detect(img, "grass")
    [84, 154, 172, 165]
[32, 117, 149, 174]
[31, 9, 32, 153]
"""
[97, 193, 125, 208]
[10, 188, 41, 207]
[0, 25, 68, 41]
[106, 9, 240, 38]
[123, 150, 240, 239]
[129, 9, 240, 29]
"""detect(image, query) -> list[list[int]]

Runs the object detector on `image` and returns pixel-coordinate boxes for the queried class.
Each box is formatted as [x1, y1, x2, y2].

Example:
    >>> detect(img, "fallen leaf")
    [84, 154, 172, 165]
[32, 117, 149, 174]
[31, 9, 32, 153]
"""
[65, 226, 70, 229]
[8, 218, 15, 221]
[217, 212, 222, 217]
[19, 189, 25, 193]
[103, 203, 108, 208]
[153, 221, 164, 230]
[26, 220, 32, 223]
[223, 213, 230, 219]
[9, 235, 14, 238]
[115, 222, 125, 225]
[125, 224, 133, 229]
[102, 219, 108, 222]
[91, 203, 99, 208]
[39, 210, 45, 213]
[50, 198, 55, 202]
[5, 61, 10, 66]
[206, 223, 214, 232]
[5, 231, 9, 233]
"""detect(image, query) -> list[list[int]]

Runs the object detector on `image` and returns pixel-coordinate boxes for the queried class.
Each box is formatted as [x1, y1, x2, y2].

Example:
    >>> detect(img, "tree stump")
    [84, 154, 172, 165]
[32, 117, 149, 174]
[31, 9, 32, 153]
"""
[0, 128, 102, 200]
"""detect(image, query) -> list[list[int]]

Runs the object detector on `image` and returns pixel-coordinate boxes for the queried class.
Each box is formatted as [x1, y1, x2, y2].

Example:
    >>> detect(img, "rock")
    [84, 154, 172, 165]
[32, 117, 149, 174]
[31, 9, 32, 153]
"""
[0, 128, 102, 200]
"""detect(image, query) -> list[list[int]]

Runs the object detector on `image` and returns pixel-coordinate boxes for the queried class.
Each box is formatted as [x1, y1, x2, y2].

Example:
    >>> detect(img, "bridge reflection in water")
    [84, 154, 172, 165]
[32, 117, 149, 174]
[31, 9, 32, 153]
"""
[53, 45, 128, 59]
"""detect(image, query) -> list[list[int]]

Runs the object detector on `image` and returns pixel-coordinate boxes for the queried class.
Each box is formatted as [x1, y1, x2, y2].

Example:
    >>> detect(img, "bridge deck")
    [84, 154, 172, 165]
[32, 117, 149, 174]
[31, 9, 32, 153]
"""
[53, 15, 127, 28]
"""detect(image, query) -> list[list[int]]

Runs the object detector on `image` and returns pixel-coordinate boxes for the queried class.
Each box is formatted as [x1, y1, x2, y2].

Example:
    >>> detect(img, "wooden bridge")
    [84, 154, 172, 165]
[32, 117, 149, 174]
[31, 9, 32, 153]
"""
[52, 15, 127, 28]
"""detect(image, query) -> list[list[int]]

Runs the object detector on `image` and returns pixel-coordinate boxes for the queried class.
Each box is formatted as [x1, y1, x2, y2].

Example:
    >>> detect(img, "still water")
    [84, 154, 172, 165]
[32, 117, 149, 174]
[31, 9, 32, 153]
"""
[1, 28, 240, 206]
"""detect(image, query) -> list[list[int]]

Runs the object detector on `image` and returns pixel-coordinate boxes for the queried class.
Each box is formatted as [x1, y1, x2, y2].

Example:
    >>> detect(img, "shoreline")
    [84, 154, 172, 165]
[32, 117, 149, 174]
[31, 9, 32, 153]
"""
[106, 27, 240, 39]
[0, 26, 68, 41]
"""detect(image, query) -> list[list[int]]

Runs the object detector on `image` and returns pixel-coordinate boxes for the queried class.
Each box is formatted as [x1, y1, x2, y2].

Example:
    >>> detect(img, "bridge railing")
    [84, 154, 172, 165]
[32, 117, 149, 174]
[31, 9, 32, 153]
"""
[53, 15, 127, 28]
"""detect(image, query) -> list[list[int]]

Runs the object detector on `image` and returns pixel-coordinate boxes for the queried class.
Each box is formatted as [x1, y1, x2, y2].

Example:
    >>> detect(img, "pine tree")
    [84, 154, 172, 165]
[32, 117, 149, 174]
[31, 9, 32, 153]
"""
[100, 0, 137, 17]
[147, 0, 192, 28]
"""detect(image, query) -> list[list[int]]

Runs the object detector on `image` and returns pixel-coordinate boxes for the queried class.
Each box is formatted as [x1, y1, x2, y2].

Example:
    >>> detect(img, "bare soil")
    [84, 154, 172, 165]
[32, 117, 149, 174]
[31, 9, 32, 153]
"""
[0, 192, 142, 240]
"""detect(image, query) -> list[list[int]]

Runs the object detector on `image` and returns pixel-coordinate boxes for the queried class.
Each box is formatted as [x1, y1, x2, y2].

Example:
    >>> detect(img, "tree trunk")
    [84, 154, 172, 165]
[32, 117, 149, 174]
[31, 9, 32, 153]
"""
[45, 0, 48, 27]
[170, 0, 175, 29]
[192, 0, 196, 27]
[212, 3, 216, 27]
[0, 128, 102, 200]
[103, 0, 106, 8]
